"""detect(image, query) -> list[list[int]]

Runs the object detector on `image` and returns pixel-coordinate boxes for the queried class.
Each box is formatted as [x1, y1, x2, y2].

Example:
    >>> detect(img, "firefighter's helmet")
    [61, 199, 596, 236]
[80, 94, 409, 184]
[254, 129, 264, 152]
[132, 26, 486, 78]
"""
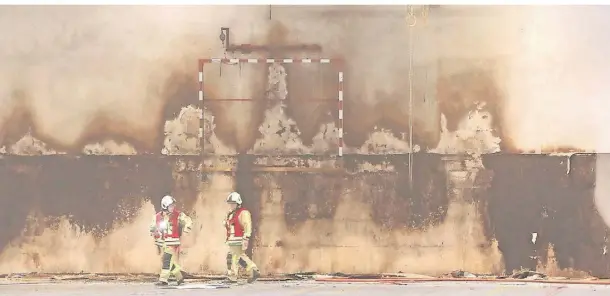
[161, 195, 176, 210]
[226, 192, 242, 205]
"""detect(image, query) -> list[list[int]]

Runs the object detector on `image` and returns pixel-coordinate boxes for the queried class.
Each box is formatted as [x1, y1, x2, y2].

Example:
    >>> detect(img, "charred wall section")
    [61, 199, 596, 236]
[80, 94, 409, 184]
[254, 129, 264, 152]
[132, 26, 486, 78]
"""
[0, 153, 608, 276]
[0, 156, 201, 253]
[197, 153, 609, 276]
[482, 153, 609, 276]
[0, 6, 609, 277]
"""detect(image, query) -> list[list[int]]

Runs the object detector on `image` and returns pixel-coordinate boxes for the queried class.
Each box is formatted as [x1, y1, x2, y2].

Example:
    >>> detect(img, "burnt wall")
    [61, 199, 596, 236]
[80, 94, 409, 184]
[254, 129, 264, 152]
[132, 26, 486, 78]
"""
[0, 156, 201, 252]
[199, 153, 609, 276]
[0, 153, 608, 276]
[1, 6, 609, 277]
[482, 154, 609, 276]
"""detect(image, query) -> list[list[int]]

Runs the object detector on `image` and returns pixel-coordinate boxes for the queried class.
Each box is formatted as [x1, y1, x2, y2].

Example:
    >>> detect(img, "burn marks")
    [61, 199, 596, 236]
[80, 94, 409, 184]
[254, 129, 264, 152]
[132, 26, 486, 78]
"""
[0, 67, 198, 155]
[436, 64, 509, 151]
[282, 61, 340, 146]
[482, 153, 610, 277]
[234, 154, 263, 256]
[1, 152, 609, 277]
[278, 173, 342, 230]
[0, 156, 200, 252]
[343, 98, 437, 151]
[0, 91, 35, 150]
[346, 154, 448, 230]
[261, 153, 609, 277]
[202, 64, 269, 153]
[271, 154, 448, 231]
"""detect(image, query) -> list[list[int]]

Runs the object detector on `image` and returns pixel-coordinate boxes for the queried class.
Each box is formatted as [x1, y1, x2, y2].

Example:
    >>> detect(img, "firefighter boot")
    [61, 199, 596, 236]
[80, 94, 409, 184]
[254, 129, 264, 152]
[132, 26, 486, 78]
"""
[174, 270, 185, 286]
[248, 268, 260, 283]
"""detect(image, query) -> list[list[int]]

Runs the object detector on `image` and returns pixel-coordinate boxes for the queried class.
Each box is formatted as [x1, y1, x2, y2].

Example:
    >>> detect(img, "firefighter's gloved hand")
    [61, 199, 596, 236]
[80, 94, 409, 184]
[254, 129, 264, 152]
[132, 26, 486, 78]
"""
[242, 238, 249, 251]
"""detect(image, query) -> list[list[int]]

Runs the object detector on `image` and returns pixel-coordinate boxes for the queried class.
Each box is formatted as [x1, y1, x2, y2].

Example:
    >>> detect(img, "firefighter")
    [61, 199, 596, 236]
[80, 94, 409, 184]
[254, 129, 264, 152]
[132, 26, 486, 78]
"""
[150, 195, 193, 286]
[224, 191, 260, 283]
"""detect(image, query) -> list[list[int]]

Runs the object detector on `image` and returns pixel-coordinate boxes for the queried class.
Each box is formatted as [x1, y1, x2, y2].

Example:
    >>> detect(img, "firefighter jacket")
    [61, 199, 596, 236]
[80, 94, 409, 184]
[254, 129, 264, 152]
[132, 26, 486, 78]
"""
[150, 209, 193, 247]
[224, 207, 252, 246]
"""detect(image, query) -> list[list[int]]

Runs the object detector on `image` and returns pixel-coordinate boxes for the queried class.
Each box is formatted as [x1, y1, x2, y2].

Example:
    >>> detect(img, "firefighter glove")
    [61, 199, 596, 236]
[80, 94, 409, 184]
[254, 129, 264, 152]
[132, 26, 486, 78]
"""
[242, 238, 249, 251]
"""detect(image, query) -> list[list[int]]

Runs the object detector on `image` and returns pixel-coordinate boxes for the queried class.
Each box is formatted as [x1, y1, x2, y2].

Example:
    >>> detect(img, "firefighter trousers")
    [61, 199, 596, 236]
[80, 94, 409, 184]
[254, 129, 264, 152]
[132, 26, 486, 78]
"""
[228, 245, 258, 280]
[158, 245, 183, 283]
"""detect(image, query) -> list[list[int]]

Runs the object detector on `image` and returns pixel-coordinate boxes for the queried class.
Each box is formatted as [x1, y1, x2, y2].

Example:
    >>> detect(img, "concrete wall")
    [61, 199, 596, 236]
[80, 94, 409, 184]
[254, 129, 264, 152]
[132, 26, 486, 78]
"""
[1, 5, 610, 277]
[0, 154, 607, 277]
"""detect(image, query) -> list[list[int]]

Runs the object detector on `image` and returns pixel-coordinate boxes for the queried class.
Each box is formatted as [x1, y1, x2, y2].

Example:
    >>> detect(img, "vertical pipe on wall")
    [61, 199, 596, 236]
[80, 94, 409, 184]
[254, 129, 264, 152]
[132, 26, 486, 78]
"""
[407, 6, 416, 191]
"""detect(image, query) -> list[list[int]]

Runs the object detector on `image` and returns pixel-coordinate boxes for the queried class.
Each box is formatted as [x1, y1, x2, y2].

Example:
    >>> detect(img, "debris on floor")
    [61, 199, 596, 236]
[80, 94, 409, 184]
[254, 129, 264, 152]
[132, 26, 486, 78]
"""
[445, 269, 548, 280]
[508, 269, 547, 280]
[3, 270, 610, 286]
[447, 270, 479, 278]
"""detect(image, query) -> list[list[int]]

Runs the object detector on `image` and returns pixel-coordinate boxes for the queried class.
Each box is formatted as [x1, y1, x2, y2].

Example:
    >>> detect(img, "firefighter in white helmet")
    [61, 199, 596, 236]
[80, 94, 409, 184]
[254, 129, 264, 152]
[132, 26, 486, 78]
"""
[150, 195, 193, 286]
[223, 191, 260, 283]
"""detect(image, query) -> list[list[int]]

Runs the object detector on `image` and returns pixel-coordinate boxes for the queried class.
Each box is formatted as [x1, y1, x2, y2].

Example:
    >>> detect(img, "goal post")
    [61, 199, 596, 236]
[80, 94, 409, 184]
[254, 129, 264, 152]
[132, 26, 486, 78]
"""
[197, 58, 345, 157]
